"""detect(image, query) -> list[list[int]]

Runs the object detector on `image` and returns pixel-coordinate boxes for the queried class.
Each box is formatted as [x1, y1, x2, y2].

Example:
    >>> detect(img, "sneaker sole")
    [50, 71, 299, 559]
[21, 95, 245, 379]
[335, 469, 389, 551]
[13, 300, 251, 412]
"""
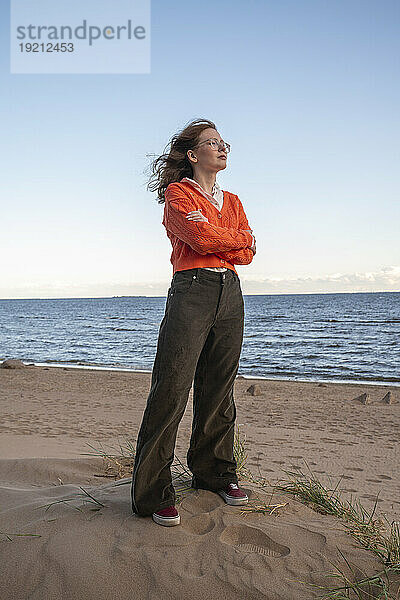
[217, 490, 249, 505]
[152, 513, 181, 526]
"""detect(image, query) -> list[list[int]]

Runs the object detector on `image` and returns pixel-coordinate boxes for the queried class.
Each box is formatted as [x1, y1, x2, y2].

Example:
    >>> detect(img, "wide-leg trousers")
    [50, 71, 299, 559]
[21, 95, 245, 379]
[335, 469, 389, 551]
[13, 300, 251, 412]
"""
[131, 267, 245, 517]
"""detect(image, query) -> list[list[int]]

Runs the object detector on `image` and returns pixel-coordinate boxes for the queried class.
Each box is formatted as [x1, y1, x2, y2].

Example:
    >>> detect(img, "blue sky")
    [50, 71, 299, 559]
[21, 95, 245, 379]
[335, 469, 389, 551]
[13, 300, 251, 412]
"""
[1, 0, 399, 298]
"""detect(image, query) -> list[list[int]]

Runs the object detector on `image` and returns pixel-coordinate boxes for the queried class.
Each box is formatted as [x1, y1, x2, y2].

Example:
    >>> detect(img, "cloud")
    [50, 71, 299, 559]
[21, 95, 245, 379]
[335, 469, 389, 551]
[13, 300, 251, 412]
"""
[1, 266, 399, 298]
[242, 266, 400, 294]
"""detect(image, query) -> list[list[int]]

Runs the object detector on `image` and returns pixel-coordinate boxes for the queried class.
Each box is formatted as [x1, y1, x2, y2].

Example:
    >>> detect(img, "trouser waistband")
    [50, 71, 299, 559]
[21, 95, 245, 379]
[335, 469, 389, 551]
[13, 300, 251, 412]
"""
[173, 268, 238, 284]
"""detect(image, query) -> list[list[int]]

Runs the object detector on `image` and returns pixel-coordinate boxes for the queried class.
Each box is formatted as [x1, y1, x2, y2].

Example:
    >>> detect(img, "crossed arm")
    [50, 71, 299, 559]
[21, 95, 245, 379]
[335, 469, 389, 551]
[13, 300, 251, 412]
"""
[214, 206, 256, 265]
[164, 185, 255, 264]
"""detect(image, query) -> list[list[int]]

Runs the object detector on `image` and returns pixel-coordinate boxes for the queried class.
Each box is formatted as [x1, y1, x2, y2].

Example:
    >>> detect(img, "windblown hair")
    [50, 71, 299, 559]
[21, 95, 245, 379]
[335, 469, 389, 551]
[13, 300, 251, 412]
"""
[147, 118, 217, 204]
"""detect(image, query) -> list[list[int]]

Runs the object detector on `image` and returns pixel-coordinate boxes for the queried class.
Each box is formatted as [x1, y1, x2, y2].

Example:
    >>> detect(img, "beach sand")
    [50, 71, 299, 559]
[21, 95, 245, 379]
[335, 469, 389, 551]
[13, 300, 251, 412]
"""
[0, 364, 399, 599]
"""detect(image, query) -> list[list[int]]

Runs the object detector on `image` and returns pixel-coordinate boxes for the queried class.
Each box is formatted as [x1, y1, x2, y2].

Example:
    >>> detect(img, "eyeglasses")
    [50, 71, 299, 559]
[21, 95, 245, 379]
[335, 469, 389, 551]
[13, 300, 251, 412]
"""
[194, 138, 231, 153]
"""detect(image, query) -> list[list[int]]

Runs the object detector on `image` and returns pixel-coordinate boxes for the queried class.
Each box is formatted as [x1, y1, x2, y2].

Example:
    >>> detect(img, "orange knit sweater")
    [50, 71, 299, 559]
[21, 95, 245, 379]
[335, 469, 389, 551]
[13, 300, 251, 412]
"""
[163, 180, 255, 275]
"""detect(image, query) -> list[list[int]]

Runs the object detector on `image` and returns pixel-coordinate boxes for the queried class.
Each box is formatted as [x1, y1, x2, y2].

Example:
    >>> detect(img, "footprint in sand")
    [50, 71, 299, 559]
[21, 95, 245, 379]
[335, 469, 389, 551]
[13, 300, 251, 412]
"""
[179, 491, 221, 517]
[181, 512, 216, 535]
[361, 494, 384, 502]
[219, 524, 290, 558]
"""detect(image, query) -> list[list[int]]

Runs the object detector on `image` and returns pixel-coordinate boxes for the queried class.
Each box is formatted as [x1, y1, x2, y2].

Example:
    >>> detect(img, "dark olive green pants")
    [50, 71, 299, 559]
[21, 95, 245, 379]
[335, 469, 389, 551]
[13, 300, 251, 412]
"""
[131, 267, 244, 516]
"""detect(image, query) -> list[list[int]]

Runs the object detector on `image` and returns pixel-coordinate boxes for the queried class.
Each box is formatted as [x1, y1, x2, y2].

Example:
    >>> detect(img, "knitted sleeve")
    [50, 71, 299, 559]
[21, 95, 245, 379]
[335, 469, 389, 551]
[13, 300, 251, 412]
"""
[164, 184, 253, 254]
[214, 247, 254, 265]
[214, 195, 256, 265]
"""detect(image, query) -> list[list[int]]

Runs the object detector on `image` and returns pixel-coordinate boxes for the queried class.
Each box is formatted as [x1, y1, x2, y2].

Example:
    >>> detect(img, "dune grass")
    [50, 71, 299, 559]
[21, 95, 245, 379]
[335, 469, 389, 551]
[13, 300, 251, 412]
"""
[234, 427, 400, 599]
[234, 426, 400, 598]
[90, 424, 400, 598]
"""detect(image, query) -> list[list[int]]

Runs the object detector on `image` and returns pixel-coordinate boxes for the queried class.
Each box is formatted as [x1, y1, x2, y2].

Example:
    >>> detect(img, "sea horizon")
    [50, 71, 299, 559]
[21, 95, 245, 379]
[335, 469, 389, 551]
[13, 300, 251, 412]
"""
[1, 291, 399, 386]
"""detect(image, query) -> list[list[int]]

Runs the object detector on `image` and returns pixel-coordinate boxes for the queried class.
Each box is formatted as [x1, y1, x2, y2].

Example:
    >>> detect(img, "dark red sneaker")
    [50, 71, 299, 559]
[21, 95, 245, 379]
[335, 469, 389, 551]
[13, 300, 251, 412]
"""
[152, 505, 180, 526]
[217, 482, 248, 505]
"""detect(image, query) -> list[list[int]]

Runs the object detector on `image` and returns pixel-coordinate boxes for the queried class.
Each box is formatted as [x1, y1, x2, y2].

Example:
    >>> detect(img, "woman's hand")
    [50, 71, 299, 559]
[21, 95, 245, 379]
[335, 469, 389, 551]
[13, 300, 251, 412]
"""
[243, 229, 256, 255]
[185, 209, 209, 223]
[185, 213, 256, 253]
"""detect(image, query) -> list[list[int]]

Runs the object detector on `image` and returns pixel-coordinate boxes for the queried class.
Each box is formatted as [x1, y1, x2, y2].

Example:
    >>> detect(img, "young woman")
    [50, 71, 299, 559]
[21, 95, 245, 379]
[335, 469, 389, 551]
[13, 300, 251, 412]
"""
[131, 118, 256, 526]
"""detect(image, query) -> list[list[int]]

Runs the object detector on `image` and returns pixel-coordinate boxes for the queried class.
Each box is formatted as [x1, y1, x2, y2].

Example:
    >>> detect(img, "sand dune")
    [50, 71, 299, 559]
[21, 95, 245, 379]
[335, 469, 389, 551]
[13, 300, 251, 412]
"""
[0, 457, 388, 600]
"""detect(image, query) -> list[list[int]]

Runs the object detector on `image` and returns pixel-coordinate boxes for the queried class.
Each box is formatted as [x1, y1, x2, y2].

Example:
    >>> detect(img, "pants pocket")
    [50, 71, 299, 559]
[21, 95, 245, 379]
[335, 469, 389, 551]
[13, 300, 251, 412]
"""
[171, 270, 197, 295]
